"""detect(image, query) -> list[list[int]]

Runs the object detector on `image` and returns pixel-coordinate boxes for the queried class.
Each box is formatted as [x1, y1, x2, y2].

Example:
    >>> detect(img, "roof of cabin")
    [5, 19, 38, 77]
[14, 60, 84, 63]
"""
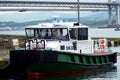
[25, 22, 88, 29]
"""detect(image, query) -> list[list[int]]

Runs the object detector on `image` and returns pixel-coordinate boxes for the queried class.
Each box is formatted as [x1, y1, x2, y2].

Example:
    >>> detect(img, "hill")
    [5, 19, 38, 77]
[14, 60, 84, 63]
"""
[0, 12, 108, 30]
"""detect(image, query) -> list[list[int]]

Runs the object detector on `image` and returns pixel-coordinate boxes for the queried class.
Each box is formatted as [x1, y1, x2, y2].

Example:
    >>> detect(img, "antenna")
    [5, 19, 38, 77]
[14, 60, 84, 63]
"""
[74, 0, 80, 26]
[77, 0, 80, 25]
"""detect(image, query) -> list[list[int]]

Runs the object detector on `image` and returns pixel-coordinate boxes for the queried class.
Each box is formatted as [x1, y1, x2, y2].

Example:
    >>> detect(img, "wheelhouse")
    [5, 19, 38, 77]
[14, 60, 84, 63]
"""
[25, 24, 90, 53]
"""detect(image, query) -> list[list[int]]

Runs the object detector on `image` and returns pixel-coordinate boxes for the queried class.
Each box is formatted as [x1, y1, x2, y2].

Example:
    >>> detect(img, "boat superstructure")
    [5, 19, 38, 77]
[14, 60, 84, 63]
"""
[25, 21, 93, 54]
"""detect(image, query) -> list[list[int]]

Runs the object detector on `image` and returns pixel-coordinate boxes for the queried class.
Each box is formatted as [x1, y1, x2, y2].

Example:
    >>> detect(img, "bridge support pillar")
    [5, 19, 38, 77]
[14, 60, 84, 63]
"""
[116, 5, 120, 25]
[108, 6, 112, 25]
[108, 5, 120, 27]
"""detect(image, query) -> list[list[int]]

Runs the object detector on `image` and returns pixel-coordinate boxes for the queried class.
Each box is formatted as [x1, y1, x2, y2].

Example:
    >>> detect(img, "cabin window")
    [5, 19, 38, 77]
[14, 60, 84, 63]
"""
[55, 28, 69, 40]
[50, 28, 69, 40]
[26, 29, 34, 38]
[29, 28, 69, 40]
[69, 28, 77, 40]
[78, 28, 88, 40]
[69, 28, 88, 40]
[35, 29, 38, 37]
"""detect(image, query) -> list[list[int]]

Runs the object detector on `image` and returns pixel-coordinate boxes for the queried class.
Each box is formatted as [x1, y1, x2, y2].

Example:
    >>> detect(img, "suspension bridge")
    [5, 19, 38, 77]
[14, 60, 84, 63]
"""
[0, 0, 120, 27]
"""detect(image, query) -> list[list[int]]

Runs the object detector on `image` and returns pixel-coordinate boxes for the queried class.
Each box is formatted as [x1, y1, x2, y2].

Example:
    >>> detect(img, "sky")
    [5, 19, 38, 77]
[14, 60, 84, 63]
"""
[0, 0, 117, 22]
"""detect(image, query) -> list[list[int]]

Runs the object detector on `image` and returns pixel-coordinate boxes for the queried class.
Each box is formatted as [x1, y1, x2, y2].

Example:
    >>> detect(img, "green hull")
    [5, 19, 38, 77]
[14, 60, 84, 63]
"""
[28, 62, 96, 72]
[10, 50, 117, 76]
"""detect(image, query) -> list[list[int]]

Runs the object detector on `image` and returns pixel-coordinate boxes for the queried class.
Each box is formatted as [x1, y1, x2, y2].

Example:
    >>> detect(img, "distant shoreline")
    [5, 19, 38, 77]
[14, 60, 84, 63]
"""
[0, 34, 25, 50]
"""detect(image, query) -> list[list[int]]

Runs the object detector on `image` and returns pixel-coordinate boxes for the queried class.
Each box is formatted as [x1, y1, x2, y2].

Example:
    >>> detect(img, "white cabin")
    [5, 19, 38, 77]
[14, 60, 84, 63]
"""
[25, 21, 94, 54]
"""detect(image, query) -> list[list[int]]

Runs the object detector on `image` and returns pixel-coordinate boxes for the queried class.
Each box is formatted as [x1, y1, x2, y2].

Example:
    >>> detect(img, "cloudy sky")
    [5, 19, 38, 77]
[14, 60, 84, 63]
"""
[0, 0, 117, 22]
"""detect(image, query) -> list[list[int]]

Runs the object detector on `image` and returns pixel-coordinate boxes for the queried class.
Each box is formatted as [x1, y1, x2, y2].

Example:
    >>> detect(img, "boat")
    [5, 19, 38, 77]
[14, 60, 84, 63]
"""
[9, 19, 117, 78]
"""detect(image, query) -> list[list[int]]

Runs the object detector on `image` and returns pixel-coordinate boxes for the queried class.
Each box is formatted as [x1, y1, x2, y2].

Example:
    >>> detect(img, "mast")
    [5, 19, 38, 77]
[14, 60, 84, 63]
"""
[77, 0, 80, 25]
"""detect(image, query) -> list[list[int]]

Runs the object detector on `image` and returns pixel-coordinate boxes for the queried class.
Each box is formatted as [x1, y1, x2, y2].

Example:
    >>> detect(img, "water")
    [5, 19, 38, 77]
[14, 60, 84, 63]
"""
[89, 28, 120, 38]
[0, 30, 25, 35]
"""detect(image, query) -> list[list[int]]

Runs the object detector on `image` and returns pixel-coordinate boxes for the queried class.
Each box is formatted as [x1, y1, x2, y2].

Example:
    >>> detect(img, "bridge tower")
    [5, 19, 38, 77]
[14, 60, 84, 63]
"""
[116, 0, 120, 27]
[108, 0, 120, 27]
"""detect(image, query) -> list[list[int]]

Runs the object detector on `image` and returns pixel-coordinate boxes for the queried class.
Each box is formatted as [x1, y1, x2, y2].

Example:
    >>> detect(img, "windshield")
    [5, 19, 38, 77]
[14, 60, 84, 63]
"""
[25, 28, 69, 41]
